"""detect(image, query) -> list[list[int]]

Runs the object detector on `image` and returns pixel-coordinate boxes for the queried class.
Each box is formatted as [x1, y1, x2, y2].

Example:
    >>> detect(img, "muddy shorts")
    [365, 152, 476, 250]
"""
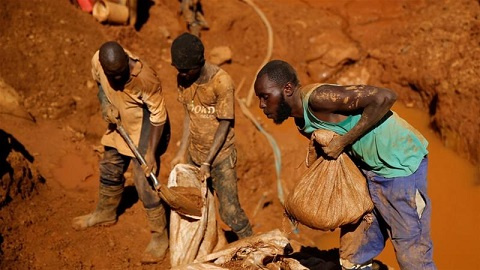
[340, 157, 436, 270]
[188, 149, 252, 236]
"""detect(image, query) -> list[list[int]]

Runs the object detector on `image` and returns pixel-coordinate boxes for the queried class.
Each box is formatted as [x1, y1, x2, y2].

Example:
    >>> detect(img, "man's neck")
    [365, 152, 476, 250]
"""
[195, 64, 210, 84]
[290, 85, 304, 118]
[128, 58, 135, 69]
[122, 58, 136, 86]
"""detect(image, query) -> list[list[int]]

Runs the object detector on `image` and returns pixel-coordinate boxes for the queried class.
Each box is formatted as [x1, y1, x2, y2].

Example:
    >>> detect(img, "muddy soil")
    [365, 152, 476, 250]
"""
[0, 0, 479, 269]
[0, 130, 44, 208]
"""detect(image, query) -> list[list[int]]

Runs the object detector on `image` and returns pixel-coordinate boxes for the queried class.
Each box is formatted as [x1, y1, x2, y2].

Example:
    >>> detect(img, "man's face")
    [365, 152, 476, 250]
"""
[104, 63, 130, 91]
[175, 66, 202, 84]
[254, 74, 292, 124]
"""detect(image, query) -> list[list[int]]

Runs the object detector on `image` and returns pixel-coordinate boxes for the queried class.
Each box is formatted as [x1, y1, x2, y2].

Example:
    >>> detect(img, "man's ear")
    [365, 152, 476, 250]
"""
[284, 82, 294, 97]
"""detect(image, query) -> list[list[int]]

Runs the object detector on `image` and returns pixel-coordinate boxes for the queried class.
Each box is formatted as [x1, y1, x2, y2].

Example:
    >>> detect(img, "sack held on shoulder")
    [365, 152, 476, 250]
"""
[285, 129, 374, 231]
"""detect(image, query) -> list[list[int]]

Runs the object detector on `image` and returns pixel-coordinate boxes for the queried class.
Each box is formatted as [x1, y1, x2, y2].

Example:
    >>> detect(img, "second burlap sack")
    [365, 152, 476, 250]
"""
[285, 129, 374, 231]
[168, 164, 226, 267]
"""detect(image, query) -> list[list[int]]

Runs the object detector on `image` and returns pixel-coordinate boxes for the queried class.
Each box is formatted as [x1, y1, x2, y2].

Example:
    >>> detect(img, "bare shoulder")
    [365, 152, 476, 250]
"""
[308, 84, 347, 111]
[310, 84, 397, 112]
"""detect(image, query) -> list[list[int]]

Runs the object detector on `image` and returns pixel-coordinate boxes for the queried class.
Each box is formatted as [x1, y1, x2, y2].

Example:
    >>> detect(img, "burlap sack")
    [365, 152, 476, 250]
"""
[285, 129, 374, 231]
[168, 164, 226, 267]
[173, 230, 301, 270]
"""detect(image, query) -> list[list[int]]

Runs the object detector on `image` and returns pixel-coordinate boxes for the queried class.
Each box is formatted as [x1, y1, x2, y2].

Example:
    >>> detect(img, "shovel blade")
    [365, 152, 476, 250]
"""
[156, 185, 203, 217]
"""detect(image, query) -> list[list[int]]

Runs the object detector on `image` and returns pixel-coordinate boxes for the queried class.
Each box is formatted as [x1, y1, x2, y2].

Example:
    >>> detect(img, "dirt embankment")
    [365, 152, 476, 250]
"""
[0, 0, 479, 269]
[354, 0, 480, 165]
[261, 0, 480, 165]
[0, 130, 44, 207]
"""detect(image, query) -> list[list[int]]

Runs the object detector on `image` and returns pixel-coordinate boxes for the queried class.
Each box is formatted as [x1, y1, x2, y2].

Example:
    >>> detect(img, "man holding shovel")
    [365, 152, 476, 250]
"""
[254, 60, 436, 270]
[170, 33, 253, 239]
[72, 41, 170, 263]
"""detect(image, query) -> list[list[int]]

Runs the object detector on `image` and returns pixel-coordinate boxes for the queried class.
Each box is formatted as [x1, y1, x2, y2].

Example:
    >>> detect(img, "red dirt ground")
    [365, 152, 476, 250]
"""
[1, 0, 479, 269]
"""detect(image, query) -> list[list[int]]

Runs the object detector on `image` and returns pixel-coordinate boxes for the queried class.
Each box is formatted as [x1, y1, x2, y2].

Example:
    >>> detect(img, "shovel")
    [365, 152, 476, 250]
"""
[116, 123, 202, 217]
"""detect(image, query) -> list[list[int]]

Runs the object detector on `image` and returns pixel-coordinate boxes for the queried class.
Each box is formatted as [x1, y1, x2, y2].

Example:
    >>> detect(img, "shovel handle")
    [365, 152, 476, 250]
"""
[116, 124, 202, 217]
[116, 125, 160, 188]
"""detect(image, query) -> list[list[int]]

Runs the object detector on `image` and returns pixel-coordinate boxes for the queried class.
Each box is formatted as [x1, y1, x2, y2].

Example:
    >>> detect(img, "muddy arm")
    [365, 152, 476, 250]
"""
[204, 119, 231, 165]
[178, 107, 190, 156]
[309, 84, 397, 158]
[171, 106, 191, 167]
[144, 123, 164, 175]
[97, 84, 110, 119]
[197, 119, 231, 181]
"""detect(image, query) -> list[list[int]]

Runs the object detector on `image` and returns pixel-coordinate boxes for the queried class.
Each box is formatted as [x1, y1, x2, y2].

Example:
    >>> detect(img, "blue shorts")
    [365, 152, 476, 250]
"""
[340, 158, 436, 270]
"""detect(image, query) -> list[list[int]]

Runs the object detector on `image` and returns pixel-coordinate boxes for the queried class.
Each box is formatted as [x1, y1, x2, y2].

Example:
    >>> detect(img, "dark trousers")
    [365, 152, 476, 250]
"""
[99, 146, 161, 209]
[99, 116, 170, 209]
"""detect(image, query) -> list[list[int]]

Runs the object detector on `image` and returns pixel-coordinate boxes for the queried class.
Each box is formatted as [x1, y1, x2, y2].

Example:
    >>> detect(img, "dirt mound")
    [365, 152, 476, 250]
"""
[0, 129, 44, 261]
[0, 130, 44, 208]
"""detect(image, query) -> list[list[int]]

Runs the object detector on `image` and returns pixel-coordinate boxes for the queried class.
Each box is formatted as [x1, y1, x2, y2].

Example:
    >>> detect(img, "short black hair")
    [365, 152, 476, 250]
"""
[99, 41, 129, 74]
[256, 60, 299, 87]
[171, 33, 205, 69]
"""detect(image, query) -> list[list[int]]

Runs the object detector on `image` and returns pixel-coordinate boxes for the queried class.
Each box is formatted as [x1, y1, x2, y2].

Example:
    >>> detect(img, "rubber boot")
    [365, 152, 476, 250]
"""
[72, 183, 123, 230]
[235, 223, 253, 239]
[141, 205, 169, 264]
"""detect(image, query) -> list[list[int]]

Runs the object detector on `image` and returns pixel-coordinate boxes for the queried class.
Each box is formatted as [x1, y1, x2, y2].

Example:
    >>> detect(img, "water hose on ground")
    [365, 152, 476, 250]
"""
[239, 0, 274, 108]
[235, 79, 284, 205]
[235, 79, 299, 234]
[236, 0, 298, 233]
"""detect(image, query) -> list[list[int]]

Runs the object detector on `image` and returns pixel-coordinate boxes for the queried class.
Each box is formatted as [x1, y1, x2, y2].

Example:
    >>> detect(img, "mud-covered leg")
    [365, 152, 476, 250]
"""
[72, 147, 128, 230]
[367, 158, 436, 270]
[131, 157, 169, 263]
[340, 210, 388, 270]
[211, 151, 252, 239]
[180, 0, 208, 36]
[133, 110, 169, 263]
[180, 0, 196, 34]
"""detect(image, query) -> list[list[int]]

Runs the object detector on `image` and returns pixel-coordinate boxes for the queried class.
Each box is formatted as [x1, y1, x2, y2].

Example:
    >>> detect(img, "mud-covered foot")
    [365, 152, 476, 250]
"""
[71, 212, 116, 231]
[141, 233, 169, 264]
[235, 223, 253, 239]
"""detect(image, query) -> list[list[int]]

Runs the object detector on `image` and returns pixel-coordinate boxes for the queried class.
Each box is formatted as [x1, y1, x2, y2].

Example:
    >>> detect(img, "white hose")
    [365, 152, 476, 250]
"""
[239, 0, 274, 107]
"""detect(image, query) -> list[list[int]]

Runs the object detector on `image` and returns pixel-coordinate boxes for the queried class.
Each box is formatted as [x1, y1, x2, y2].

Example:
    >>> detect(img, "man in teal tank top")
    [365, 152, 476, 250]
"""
[254, 60, 435, 270]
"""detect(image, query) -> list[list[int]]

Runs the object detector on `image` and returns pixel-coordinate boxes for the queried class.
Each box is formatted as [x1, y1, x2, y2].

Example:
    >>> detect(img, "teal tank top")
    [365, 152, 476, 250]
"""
[297, 84, 429, 178]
